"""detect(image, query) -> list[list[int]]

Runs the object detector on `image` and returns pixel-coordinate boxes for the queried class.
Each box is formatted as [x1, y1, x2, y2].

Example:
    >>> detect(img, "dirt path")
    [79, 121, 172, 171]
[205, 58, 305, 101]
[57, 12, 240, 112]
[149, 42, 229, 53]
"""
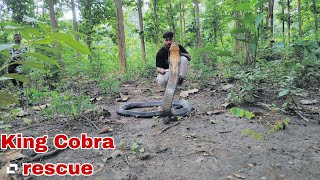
[3, 78, 320, 180]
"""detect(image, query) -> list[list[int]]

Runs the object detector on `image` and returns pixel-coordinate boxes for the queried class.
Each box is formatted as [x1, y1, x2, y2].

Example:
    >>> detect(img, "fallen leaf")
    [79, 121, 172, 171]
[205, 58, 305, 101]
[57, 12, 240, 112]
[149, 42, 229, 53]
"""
[17, 109, 27, 117]
[98, 127, 113, 134]
[0, 162, 9, 180]
[31, 104, 51, 111]
[179, 89, 199, 98]
[233, 173, 246, 179]
[300, 99, 317, 105]
[116, 93, 130, 102]
[1, 150, 25, 162]
[227, 175, 233, 179]
[222, 84, 234, 91]
[92, 163, 104, 175]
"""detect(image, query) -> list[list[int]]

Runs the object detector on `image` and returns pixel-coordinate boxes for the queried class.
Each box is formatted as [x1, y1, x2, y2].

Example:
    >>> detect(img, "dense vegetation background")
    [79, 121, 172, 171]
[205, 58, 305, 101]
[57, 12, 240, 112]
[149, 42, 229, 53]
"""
[0, 0, 319, 124]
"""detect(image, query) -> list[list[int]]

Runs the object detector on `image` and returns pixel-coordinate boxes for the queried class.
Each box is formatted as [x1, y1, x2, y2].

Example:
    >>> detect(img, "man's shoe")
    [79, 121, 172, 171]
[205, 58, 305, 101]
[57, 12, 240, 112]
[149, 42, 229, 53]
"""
[178, 76, 184, 86]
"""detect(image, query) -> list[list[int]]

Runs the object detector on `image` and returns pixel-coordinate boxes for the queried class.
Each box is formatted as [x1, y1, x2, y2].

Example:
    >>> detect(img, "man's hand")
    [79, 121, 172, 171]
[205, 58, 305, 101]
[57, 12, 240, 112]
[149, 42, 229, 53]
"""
[157, 67, 166, 75]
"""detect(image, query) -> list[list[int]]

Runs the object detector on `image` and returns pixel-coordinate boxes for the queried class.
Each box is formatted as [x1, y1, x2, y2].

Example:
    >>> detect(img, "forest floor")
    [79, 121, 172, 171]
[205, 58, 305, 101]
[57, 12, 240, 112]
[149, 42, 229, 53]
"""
[1, 77, 320, 180]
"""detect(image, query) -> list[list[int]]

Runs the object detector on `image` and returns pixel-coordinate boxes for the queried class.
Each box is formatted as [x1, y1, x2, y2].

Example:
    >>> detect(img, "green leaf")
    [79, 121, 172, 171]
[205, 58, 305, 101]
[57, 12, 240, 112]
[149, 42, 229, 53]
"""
[34, 45, 60, 54]
[32, 37, 53, 45]
[0, 44, 16, 51]
[38, 23, 51, 32]
[0, 77, 13, 81]
[278, 88, 289, 97]
[244, 111, 255, 119]
[24, 52, 60, 68]
[10, 61, 46, 72]
[49, 33, 92, 55]
[0, 124, 12, 129]
[130, 143, 139, 152]
[23, 118, 32, 126]
[1, 74, 29, 85]
[235, 3, 252, 11]
[0, 91, 18, 107]
[139, 147, 145, 153]
[255, 13, 264, 30]
[4, 25, 23, 30]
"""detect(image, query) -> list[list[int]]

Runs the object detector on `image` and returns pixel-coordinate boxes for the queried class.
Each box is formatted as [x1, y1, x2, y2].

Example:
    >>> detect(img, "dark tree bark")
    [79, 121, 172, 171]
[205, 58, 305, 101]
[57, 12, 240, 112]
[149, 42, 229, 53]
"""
[179, 1, 184, 45]
[114, 0, 126, 74]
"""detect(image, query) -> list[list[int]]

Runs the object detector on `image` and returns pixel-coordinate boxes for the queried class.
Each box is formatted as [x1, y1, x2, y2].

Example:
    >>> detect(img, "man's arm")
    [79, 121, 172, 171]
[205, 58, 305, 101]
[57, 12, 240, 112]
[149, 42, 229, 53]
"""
[179, 44, 191, 61]
[157, 67, 166, 75]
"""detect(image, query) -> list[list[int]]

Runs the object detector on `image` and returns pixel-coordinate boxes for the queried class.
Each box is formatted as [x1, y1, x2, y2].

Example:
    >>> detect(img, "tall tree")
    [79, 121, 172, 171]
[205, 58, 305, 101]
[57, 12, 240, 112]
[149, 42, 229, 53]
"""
[71, 0, 79, 41]
[168, 0, 176, 35]
[268, 0, 274, 38]
[153, 0, 159, 45]
[312, 0, 318, 40]
[4, 0, 34, 23]
[137, 0, 146, 64]
[48, 0, 58, 30]
[298, 0, 302, 37]
[194, 0, 201, 48]
[179, 1, 184, 45]
[114, 0, 126, 74]
[287, 0, 290, 42]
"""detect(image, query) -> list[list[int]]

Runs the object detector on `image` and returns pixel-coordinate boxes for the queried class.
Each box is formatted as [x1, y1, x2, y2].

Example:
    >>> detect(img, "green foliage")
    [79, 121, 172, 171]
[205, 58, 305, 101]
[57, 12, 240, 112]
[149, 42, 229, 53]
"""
[269, 117, 290, 133]
[42, 91, 93, 119]
[242, 129, 264, 140]
[230, 107, 255, 119]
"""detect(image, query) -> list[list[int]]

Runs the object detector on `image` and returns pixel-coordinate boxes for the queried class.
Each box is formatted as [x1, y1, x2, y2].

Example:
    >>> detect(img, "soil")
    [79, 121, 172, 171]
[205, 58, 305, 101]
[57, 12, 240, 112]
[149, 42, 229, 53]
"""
[1, 78, 320, 180]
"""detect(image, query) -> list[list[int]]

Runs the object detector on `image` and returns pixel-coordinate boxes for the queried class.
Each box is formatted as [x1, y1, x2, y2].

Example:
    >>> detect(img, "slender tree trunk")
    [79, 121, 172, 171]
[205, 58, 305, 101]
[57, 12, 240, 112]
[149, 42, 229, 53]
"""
[114, 0, 126, 74]
[268, 0, 274, 38]
[179, 1, 183, 45]
[234, 0, 240, 53]
[287, 0, 290, 42]
[153, 0, 159, 45]
[312, 0, 318, 40]
[182, 2, 186, 44]
[282, 6, 285, 40]
[71, 0, 79, 41]
[137, 0, 146, 64]
[48, 0, 58, 30]
[194, 0, 201, 48]
[298, 0, 302, 37]
[168, 0, 175, 35]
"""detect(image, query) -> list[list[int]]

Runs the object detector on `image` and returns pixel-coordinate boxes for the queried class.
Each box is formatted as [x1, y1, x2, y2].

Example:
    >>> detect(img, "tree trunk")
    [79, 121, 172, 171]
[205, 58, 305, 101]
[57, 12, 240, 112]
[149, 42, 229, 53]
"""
[268, 0, 274, 38]
[153, 0, 159, 45]
[137, 0, 146, 64]
[114, 0, 126, 74]
[287, 0, 290, 42]
[182, 2, 186, 44]
[233, 0, 240, 53]
[179, 1, 183, 45]
[168, 0, 175, 35]
[312, 0, 318, 40]
[282, 5, 285, 40]
[194, 0, 201, 48]
[298, 0, 302, 37]
[71, 0, 79, 41]
[48, 0, 58, 30]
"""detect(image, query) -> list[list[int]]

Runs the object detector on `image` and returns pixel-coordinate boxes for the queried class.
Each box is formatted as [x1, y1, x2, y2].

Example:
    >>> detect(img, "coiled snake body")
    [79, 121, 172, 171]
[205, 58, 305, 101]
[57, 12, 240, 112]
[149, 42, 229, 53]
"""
[117, 43, 192, 119]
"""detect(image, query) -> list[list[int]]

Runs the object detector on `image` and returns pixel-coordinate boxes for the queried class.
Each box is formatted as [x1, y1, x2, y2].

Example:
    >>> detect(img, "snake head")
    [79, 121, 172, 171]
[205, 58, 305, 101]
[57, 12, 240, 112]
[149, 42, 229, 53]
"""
[169, 43, 180, 53]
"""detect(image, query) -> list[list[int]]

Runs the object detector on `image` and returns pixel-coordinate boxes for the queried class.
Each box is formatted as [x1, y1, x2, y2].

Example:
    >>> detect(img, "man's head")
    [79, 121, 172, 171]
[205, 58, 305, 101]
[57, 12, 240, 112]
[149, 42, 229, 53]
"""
[14, 34, 22, 44]
[163, 31, 174, 48]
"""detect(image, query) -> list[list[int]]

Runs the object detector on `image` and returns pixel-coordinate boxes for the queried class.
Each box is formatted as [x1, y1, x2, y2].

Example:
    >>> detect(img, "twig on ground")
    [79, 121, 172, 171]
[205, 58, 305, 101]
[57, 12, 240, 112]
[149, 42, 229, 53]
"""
[24, 149, 65, 163]
[159, 122, 181, 134]
[294, 110, 310, 122]
[81, 115, 100, 130]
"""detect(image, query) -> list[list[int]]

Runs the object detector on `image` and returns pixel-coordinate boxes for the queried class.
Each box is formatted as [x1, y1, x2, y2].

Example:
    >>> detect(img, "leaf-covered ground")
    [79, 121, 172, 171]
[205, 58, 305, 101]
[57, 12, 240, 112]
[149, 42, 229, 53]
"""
[1, 77, 320, 180]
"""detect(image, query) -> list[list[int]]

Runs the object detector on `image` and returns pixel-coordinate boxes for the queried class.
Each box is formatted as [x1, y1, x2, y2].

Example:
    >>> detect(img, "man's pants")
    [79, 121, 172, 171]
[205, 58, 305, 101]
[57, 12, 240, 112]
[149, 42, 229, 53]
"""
[156, 56, 188, 87]
[8, 63, 23, 87]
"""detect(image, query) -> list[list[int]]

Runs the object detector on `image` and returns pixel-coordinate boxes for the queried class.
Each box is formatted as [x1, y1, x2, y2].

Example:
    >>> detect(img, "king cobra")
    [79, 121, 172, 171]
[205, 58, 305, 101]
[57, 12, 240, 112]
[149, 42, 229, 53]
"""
[117, 43, 192, 120]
